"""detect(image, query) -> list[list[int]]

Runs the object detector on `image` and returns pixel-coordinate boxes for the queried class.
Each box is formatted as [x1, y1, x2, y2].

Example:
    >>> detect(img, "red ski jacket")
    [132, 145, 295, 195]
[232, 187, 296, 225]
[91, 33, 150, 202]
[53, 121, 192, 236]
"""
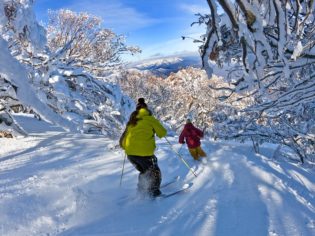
[179, 123, 203, 148]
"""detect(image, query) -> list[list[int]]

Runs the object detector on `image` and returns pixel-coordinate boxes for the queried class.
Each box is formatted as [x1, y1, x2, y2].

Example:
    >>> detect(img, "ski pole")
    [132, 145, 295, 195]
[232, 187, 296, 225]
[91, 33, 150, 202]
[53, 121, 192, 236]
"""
[178, 143, 184, 155]
[202, 127, 206, 134]
[119, 153, 127, 187]
[164, 137, 197, 177]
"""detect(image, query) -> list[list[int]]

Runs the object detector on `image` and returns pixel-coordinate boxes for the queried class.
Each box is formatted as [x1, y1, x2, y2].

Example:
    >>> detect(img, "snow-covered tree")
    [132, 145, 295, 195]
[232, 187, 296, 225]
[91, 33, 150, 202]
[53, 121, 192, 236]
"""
[36, 9, 140, 135]
[195, 0, 315, 162]
[47, 9, 140, 75]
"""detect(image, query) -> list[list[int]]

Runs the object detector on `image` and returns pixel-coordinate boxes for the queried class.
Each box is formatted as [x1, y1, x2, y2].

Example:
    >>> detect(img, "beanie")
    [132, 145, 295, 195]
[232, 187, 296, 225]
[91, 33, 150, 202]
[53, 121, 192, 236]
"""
[136, 98, 148, 110]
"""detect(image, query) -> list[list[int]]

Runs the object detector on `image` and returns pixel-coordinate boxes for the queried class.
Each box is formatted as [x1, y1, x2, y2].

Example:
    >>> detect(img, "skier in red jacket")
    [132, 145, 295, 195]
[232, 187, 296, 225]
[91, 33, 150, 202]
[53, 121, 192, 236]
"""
[179, 119, 207, 160]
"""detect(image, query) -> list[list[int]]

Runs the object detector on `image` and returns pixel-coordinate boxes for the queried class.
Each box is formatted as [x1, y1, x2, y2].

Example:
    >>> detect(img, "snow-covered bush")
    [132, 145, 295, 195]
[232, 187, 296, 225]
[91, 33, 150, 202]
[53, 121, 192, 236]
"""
[35, 66, 134, 135]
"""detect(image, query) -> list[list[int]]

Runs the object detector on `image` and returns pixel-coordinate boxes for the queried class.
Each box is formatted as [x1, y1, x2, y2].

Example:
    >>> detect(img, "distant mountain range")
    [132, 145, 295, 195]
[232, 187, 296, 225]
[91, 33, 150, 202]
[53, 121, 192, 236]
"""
[129, 54, 202, 77]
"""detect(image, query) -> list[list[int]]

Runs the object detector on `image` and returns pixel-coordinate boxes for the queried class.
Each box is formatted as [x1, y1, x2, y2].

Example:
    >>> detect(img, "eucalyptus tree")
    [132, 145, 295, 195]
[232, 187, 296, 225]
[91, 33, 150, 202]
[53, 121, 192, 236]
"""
[47, 9, 140, 75]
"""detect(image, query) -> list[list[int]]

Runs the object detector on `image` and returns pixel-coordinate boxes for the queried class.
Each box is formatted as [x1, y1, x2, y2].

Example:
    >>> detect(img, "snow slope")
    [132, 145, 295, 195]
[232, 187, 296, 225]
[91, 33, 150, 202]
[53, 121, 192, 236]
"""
[0, 115, 315, 236]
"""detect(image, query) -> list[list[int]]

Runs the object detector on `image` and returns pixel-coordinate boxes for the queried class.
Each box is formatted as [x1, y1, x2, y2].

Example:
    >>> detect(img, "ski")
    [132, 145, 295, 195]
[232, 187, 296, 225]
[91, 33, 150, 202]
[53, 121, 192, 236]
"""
[117, 176, 181, 204]
[117, 183, 193, 205]
[159, 182, 193, 199]
[160, 175, 180, 189]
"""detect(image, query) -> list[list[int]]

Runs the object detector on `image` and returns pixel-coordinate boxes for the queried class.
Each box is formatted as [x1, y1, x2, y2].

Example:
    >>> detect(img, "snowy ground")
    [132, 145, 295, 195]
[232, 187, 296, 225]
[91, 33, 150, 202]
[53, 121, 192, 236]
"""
[0, 115, 315, 236]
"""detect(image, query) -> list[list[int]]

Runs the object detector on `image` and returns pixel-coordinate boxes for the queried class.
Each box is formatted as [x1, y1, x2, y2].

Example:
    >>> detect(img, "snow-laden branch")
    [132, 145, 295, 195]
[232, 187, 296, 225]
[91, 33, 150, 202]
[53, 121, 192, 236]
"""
[194, 0, 315, 162]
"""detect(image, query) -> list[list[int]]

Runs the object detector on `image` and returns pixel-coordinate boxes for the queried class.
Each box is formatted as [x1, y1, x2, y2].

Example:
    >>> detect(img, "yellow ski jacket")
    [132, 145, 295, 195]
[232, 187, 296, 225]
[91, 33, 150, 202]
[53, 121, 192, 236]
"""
[121, 108, 167, 156]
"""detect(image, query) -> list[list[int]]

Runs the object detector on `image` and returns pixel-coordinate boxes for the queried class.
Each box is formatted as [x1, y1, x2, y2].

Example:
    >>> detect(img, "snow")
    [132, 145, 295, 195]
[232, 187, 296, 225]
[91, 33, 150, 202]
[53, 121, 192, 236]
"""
[0, 0, 46, 52]
[291, 41, 304, 60]
[0, 114, 314, 236]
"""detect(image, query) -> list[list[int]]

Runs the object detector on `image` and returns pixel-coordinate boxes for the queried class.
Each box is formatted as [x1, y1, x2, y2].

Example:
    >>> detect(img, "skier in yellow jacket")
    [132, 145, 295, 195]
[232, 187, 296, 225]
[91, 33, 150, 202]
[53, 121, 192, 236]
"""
[120, 98, 167, 198]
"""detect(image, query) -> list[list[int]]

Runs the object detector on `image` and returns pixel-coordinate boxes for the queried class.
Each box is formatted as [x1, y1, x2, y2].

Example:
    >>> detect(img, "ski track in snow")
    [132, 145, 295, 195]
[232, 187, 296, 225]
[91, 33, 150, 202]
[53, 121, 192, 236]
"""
[0, 116, 315, 236]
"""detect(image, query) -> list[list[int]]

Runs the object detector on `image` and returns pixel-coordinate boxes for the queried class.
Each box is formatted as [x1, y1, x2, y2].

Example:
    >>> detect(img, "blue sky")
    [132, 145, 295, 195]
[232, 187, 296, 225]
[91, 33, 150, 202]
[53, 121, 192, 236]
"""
[34, 0, 209, 61]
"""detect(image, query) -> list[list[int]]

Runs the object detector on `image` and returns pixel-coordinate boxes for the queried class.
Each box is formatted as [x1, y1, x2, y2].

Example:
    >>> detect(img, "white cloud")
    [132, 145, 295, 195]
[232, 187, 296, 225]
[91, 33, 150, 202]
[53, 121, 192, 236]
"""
[66, 0, 159, 33]
[179, 3, 209, 15]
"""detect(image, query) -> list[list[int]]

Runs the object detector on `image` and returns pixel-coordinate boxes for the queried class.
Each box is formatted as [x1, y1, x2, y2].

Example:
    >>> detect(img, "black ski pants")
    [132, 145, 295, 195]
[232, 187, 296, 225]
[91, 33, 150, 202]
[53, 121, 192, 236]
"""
[127, 155, 161, 197]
